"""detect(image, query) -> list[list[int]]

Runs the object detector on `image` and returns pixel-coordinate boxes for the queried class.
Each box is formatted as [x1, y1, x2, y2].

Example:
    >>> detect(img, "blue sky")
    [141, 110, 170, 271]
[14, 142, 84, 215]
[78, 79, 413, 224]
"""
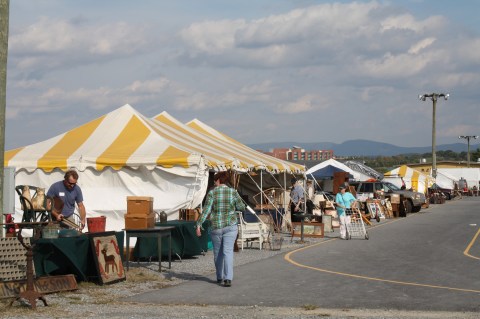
[5, 0, 480, 150]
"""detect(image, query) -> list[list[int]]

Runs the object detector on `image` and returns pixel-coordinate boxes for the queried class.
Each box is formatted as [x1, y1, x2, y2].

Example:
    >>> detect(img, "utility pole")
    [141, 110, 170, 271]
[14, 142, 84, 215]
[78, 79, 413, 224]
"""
[418, 93, 449, 179]
[0, 0, 9, 236]
[458, 135, 479, 167]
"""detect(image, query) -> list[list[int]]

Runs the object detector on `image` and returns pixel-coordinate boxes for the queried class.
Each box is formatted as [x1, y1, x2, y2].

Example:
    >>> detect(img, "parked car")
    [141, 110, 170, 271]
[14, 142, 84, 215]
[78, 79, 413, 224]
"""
[349, 181, 426, 214]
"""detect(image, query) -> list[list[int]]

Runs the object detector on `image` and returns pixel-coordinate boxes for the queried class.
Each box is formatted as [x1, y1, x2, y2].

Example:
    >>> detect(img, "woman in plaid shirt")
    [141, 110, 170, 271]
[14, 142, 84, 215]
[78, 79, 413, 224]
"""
[196, 171, 246, 287]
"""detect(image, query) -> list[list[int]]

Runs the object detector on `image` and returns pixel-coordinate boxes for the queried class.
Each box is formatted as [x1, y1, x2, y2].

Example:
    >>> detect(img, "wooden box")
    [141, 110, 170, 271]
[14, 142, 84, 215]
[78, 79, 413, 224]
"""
[127, 196, 153, 215]
[179, 208, 200, 221]
[124, 213, 156, 229]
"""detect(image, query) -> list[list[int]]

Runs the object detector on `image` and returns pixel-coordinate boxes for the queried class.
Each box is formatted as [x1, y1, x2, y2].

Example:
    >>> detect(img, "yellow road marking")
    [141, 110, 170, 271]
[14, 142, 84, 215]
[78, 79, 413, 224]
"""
[284, 219, 480, 294]
[464, 227, 480, 260]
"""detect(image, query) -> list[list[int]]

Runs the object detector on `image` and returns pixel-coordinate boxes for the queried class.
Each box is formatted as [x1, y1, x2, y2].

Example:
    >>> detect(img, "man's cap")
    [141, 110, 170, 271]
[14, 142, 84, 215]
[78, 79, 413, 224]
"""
[339, 185, 346, 190]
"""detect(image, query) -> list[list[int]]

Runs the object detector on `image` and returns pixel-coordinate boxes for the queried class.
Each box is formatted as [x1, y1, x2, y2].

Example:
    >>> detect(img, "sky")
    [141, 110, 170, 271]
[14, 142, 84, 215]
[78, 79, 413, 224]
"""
[4, 0, 480, 150]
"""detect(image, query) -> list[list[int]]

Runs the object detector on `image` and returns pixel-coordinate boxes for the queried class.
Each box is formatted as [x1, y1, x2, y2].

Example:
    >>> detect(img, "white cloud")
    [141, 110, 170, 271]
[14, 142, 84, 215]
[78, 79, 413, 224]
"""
[408, 37, 436, 54]
[9, 17, 150, 74]
[6, 1, 480, 150]
[276, 94, 327, 114]
[381, 14, 447, 33]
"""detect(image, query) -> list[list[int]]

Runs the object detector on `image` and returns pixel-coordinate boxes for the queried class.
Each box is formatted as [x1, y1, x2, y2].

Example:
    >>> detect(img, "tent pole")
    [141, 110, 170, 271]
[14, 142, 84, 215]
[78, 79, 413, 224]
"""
[284, 171, 287, 232]
[260, 170, 263, 213]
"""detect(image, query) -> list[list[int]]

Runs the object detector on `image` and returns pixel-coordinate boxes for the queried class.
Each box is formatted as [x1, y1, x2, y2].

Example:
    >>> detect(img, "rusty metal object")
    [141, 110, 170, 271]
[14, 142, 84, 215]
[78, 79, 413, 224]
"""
[0, 275, 77, 299]
[7, 223, 48, 309]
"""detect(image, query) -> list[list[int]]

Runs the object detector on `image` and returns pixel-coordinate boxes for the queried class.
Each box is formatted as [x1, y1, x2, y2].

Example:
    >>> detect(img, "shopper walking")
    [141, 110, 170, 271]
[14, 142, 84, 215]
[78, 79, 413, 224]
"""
[196, 171, 246, 287]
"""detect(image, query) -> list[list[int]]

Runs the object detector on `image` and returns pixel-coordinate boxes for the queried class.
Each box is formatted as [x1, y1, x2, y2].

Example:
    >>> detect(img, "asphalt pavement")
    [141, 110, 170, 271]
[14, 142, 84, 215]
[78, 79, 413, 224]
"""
[124, 197, 480, 312]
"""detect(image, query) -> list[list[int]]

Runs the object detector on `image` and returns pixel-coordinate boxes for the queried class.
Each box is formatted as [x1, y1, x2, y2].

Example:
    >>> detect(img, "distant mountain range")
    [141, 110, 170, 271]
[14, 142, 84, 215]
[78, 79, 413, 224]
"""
[248, 139, 480, 157]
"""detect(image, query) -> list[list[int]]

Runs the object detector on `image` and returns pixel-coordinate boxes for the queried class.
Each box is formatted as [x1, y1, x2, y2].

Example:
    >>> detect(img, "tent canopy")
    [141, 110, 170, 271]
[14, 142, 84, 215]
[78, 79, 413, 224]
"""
[5, 104, 203, 173]
[5, 104, 303, 231]
[306, 159, 359, 180]
[184, 118, 304, 174]
[383, 165, 434, 193]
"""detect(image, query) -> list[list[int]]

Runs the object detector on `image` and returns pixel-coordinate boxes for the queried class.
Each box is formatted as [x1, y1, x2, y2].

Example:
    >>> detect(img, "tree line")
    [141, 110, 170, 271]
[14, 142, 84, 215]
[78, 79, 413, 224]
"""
[344, 148, 480, 174]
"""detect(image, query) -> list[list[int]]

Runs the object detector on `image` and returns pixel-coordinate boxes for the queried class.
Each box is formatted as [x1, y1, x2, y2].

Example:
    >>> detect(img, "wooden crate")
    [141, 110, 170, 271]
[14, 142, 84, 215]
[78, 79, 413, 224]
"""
[126, 196, 153, 215]
[124, 213, 155, 229]
[179, 209, 200, 221]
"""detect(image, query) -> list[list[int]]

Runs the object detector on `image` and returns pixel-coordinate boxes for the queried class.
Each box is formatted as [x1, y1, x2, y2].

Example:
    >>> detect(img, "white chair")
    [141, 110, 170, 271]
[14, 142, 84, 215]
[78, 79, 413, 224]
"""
[237, 211, 264, 250]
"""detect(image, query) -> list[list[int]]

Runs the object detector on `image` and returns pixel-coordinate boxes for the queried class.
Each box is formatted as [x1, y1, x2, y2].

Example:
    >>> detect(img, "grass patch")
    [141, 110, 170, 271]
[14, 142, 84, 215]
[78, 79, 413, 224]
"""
[302, 304, 318, 311]
[126, 268, 164, 283]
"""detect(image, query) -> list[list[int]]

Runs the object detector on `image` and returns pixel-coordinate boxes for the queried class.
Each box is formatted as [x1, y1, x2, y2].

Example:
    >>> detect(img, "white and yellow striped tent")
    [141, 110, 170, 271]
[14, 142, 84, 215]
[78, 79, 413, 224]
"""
[5, 104, 210, 230]
[383, 165, 434, 194]
[5, 104, 304, 231]
[153, 112, 304, 174]
[183, 118, 305, 205]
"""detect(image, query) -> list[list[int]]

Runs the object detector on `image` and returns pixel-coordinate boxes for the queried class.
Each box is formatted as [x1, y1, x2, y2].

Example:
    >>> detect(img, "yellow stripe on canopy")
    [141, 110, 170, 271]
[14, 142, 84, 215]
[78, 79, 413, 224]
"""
[399, 165, 408, 177]
[96, 116, 150, 171]
[38, 115, 105, 172]
[4, 147, 24, 166]
[157, 146, 191, 168]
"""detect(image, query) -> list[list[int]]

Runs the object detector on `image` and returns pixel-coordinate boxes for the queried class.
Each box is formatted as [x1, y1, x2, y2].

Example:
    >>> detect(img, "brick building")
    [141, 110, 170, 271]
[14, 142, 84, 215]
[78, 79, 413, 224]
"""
[261, 147, 334, 161]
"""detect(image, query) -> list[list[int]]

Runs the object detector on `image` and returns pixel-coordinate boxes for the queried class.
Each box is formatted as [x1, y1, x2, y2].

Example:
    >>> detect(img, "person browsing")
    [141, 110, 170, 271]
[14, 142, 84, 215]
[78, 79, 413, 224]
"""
[195, 171, 246, 287]
[290, 178, 304, 222]
[47, 169, 87, 230]
[335, 184, 356, 240]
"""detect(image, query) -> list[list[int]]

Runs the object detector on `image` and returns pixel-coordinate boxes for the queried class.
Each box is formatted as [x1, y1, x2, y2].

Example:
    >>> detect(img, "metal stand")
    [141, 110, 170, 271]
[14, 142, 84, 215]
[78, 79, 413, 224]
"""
[9, 226, 48, 309]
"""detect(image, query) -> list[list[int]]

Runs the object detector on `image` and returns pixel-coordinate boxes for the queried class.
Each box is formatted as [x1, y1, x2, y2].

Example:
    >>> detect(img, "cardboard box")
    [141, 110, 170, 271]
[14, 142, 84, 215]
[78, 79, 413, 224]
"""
[127, 196, 153, 215]
[124, 213, 156, 229]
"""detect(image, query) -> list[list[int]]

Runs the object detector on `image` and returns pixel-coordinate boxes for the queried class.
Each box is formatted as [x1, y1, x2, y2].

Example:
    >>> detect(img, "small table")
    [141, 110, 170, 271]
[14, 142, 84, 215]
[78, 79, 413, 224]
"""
[124, 226, 175, 272]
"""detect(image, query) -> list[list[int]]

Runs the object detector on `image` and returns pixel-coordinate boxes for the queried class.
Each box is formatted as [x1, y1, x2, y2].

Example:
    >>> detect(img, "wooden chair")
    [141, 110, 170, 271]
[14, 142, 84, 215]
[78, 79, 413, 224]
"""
[237, 211, 264, 250]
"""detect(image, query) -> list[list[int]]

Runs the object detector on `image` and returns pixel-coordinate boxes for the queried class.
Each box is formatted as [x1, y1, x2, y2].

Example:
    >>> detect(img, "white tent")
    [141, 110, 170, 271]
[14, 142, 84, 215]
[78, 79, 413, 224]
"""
[6, 104, 305, 231]
[435, 170, 457, 190]
[306, 159, 371, 181]
[184, 118, 305, 210]
[383, 165, 434, 194]
[5, 105, 210, 231]
[438, 168, 480, 190]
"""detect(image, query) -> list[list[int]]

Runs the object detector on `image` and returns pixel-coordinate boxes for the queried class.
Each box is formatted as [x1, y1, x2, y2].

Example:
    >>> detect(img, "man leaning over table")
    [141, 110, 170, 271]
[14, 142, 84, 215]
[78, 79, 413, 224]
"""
[47, 169, 86, 230]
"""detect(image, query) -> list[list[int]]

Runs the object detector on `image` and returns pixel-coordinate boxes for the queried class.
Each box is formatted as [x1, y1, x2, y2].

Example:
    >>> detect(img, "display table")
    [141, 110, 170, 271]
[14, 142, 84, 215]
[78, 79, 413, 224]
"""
[133, 220, 210, 260]
[33, 231, 124, 282]
[125, 226, 174, 272]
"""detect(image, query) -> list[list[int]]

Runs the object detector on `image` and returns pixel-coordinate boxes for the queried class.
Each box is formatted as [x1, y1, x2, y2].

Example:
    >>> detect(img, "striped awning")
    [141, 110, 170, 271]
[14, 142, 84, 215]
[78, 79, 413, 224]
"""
[5, 104, 203, 172]
[183, 118, 305, 174]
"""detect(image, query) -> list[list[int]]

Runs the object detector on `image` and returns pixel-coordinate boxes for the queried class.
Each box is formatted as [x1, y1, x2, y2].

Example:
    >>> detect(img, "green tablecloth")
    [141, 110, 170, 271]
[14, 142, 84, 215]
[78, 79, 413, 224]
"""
[133, 220, 210, 259]
[33, 231, 124, 282]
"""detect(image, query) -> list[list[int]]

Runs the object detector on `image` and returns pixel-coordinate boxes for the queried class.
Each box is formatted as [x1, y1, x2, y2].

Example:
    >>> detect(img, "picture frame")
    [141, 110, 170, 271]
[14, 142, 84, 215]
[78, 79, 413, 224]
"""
[89, 231, 126, 285]
[366, 200, 385, 219]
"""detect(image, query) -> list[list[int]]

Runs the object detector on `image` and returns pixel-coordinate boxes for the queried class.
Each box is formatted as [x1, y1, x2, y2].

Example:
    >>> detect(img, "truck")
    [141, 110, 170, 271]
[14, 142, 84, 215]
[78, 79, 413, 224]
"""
[349, 181, 426, 214]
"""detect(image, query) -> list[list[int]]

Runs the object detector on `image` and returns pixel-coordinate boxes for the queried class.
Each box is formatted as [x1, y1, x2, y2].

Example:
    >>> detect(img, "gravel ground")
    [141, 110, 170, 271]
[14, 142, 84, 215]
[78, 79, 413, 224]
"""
[1, 232, 478, 319]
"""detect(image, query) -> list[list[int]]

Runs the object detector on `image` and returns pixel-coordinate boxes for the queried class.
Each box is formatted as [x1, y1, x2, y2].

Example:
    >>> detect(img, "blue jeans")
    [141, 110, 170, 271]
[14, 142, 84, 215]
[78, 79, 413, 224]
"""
[210, 224, 238, 281]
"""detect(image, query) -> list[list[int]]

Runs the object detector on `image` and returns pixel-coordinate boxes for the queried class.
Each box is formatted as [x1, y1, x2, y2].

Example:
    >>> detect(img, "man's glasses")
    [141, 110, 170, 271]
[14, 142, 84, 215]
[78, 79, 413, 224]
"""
[65, 180, 77, 187]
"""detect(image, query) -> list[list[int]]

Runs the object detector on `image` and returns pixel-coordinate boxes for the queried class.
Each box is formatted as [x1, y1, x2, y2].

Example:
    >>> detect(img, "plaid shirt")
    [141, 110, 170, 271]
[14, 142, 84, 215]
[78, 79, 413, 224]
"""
[196, 185, 246, 230]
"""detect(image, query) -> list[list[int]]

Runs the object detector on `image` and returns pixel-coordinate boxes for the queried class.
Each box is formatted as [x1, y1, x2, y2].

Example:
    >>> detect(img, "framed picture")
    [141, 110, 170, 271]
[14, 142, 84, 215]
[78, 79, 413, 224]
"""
[366, 200, 385, 219]
[89, 231, 126, 285]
